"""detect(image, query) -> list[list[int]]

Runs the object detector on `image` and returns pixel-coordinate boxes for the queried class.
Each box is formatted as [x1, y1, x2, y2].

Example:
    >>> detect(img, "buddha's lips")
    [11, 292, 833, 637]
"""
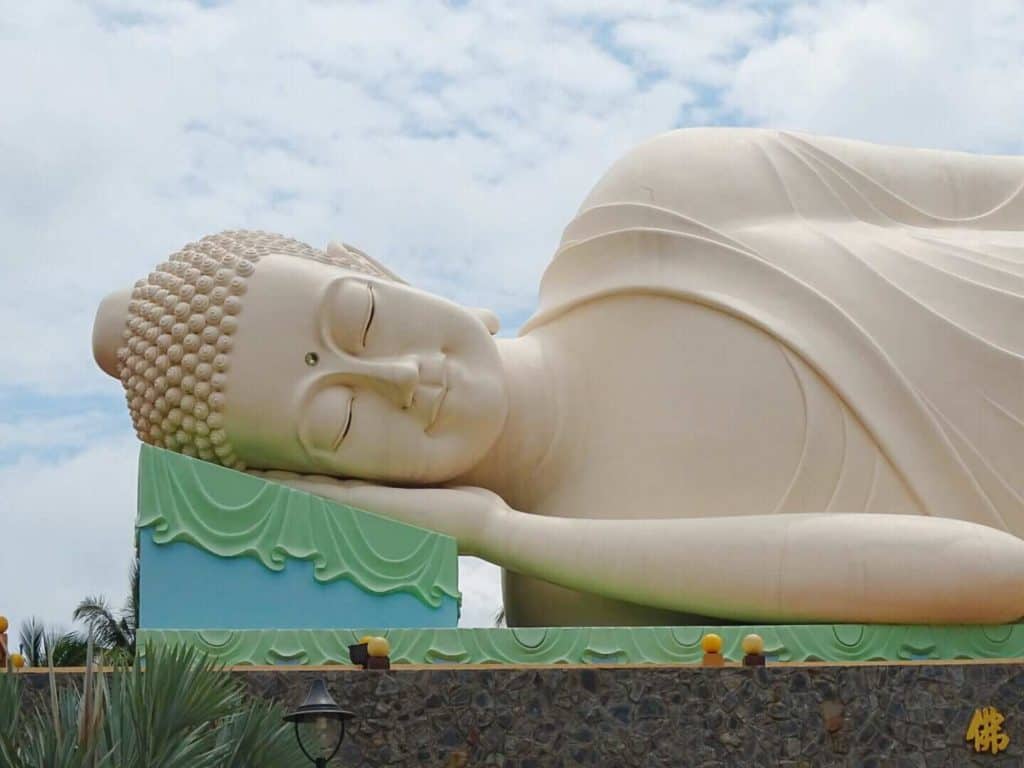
[425, 364, 449, 432]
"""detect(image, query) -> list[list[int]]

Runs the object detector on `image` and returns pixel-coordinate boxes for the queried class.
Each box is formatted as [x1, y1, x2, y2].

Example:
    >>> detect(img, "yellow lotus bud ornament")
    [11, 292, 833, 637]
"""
[741, 633, 765, 655]
[367, 637, 391, 658]
[700, 633, 723, 654]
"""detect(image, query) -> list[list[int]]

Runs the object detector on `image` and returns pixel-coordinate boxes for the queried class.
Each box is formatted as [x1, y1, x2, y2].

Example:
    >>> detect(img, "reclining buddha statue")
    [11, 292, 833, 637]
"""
[93, 128, 1024, 627]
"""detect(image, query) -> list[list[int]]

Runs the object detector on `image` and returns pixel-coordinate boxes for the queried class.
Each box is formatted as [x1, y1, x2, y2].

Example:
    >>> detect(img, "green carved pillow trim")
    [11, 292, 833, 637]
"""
[136, 445, 460, 608]
[138, 623, 1024, 666]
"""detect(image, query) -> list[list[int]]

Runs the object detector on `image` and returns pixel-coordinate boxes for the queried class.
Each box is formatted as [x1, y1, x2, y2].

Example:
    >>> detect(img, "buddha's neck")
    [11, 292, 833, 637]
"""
[451, 335, 557, 507]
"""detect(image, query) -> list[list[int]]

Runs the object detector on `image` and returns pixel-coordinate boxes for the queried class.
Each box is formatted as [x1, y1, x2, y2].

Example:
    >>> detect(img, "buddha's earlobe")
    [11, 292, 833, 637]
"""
[472, 308, 500, 335]
[93, 288, 132, 378]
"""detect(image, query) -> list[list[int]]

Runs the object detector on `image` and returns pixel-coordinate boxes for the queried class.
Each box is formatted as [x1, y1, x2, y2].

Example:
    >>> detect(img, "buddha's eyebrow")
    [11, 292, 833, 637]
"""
[331, 397, 354, 451]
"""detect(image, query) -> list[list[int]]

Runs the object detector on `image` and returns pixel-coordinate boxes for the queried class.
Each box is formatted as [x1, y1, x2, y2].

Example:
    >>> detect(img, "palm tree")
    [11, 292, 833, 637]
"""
[16, 617, 44, 667]
[44, 630, 89, 667]
[17, 617, 87, 668]
[73, 557, 138, 662]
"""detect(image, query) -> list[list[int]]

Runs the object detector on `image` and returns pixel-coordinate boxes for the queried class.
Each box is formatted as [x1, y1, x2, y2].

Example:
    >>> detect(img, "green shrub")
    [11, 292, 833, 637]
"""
[0, 643, 307, 768]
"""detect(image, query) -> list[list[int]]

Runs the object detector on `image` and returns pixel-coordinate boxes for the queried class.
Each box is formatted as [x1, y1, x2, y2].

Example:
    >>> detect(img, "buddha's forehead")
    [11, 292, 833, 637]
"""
[220, 255, 333, 462]
[245, 253, 378, 307]
[236, 255, 346, 340]
[262, 251, 385, 287]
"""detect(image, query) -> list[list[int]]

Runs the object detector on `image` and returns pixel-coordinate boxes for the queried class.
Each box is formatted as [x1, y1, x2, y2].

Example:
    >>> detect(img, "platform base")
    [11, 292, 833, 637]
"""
[138, 622, 1024, 666]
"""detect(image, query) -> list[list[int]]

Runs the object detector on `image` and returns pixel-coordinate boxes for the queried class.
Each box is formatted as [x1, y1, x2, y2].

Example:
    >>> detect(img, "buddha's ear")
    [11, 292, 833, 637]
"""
[471, 308, 500, 335]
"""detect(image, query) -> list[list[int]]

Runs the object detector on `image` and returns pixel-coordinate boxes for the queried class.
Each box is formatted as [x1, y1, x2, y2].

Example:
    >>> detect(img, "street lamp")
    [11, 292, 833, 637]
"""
[283, 678, 354, 767]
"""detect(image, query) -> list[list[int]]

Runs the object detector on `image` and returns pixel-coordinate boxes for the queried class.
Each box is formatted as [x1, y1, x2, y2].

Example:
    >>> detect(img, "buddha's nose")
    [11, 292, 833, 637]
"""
[346, 357, 420, 409]
[93, 288, 132, 378]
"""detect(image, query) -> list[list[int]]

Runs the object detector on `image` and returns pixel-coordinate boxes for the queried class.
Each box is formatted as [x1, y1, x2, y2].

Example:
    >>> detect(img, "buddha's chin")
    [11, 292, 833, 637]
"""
[428, 354, 504, 428]
[413, 415, 505, 481]
[398, 403, 506, 484]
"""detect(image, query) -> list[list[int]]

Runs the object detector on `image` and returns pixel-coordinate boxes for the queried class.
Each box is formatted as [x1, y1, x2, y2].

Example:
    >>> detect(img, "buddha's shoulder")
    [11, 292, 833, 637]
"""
[578, 127, 1024, 227]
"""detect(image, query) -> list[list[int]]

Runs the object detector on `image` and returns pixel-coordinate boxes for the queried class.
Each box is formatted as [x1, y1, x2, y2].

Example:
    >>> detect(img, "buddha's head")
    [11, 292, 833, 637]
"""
[93, 231, 508, 484]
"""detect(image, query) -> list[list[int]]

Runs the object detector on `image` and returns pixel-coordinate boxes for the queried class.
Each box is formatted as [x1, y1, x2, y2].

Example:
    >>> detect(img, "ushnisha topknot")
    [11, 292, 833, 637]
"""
[116, 230, 402, 469]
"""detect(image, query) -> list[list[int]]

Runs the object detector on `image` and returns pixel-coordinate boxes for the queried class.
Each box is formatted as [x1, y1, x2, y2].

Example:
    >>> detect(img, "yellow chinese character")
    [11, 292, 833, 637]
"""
[966, 706, 1010, 754]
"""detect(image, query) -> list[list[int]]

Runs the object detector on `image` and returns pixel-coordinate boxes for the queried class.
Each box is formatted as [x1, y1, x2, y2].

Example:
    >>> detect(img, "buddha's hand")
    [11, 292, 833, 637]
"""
[249, 470, 508, 556]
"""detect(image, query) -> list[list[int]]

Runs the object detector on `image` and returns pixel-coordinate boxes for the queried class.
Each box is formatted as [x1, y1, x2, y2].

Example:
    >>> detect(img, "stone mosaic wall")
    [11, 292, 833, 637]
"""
[250, 663, 1024, 766]
[19, 663, 1024, 766]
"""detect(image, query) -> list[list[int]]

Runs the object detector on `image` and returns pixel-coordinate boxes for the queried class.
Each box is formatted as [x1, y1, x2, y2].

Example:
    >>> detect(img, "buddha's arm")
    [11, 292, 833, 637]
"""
[485, 511, 1024, 624]
[256, 472, 1024, 624]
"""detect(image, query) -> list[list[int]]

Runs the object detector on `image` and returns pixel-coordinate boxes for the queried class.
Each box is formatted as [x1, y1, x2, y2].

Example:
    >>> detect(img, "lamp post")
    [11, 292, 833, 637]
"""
[283, 678, 354, 767]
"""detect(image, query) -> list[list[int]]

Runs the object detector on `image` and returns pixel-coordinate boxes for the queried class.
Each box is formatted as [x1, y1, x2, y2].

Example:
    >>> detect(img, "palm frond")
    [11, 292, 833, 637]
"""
[74, 597, 132, 652]
[124, 554, 139, 637]
[18, 617, 46, 667]
[43, 628, 89, 668]
[74, 554, 139, 659]
[214, 697, 307, 767]
[50, 633, 89, 668]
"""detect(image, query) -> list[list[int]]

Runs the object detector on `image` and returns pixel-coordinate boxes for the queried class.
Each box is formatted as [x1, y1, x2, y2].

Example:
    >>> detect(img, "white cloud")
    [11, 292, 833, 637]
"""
[0, 436, 139, 648]
[725, 1, 1024, 151]
[457, 557, 503, 628]
[0, 411, 123, 454]
[613, 4, 771, 85]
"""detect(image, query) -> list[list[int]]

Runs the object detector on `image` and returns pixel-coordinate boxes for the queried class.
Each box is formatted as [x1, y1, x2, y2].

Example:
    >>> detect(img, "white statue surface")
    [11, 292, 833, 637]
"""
[94, 128, 1024, 626]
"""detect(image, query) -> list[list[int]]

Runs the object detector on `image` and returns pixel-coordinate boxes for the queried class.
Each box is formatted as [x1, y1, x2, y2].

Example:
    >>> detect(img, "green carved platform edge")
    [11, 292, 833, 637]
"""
[138, 623, 1024, 666]
[137, 445, 460, 608]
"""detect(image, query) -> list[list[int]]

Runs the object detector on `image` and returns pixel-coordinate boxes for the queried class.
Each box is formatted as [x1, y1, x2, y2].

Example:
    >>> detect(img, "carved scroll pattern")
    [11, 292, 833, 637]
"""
[137, 444, 460, 608]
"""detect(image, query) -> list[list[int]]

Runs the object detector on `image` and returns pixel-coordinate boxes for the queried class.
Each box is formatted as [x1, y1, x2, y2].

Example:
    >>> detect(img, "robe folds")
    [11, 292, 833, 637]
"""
[523, 128, 1024, 535]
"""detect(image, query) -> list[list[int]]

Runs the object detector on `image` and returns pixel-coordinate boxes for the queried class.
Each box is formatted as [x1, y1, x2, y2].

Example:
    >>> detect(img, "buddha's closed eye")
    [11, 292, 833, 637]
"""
[324, 279, 376, 354]
[361, 284, 375, 349]
[333, 396, 354, 450]
[302, 385, 357, 454]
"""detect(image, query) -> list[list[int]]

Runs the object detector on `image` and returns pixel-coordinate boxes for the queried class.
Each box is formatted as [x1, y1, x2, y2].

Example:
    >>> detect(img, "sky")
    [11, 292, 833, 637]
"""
[2, 0, 1024, 645]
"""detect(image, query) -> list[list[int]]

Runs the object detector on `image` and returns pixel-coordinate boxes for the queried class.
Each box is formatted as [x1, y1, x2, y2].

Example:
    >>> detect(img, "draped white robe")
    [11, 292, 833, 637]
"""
[523, 128, 1024, 536]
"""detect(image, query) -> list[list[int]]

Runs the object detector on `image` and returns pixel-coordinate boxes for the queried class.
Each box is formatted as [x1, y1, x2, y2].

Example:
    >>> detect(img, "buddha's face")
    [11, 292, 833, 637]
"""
[223, 254, 508, 483]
